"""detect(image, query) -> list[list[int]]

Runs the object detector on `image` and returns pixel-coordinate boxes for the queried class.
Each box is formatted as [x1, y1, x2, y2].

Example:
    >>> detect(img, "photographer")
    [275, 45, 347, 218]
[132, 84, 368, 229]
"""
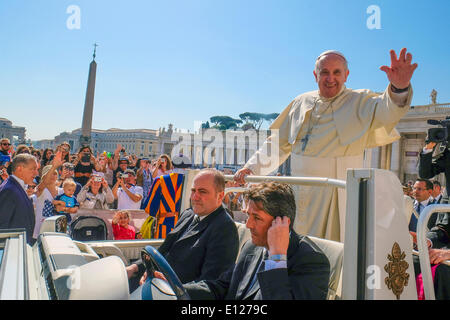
[73, 146, 102, 186]
[77, 174, 114, 209]
[151, 154, 173, 179]
[418, 140, 450, 250]
[112, 169, 143, 210]
[419, 141, 450, 196]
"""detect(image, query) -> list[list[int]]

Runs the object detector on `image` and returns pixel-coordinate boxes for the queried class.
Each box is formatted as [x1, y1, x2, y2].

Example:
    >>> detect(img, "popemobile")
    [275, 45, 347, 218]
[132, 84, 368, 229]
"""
[0, 168, 448, 300]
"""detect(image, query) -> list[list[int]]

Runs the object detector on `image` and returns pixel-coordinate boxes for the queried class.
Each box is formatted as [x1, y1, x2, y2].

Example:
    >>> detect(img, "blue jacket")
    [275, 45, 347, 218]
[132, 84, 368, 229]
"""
[0, 177, 35, 244]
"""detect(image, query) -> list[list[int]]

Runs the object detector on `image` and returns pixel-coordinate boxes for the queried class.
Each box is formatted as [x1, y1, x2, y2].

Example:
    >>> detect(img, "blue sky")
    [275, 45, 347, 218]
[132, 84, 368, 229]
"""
[1, 0, 449, 141]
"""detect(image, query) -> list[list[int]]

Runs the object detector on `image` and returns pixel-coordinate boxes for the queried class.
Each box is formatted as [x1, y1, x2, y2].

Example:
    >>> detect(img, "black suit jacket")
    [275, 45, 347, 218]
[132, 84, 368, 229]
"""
[184, 231, 330, 300]
[153, 205, 239, 284]
[0, 177, 35, 244]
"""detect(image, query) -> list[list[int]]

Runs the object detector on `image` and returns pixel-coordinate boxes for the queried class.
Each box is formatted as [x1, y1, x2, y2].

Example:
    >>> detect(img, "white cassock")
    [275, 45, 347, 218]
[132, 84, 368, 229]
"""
[244, 84, 413, 242]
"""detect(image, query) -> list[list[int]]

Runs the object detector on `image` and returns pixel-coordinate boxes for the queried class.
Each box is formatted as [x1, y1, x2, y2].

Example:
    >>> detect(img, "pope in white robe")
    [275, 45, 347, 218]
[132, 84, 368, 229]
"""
[235, 49, 418, 242]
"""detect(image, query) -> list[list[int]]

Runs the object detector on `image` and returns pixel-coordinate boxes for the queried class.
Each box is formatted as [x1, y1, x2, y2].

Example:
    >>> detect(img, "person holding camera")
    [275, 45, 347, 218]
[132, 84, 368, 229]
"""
[57, 162, 82, 197]
[417, 141, 450, 251]
[151, 154, 173, 179]
[112, 169, 143, 210]
[77, 173, 114, 210]
[419, 141, 450, 200]
[73, 146, 102, 186]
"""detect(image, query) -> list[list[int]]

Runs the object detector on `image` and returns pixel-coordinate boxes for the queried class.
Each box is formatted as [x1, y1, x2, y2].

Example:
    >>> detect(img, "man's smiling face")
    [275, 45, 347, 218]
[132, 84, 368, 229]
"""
[314, 54, 349, 99]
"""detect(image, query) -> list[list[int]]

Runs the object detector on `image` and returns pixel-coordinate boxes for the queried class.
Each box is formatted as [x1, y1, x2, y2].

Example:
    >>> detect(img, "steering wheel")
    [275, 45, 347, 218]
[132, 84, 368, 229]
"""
[138, 245, 190, 300]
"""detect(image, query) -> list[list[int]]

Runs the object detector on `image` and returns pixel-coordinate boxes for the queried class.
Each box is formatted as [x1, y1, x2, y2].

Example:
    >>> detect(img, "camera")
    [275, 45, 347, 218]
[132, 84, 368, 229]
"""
[0, 169, 4, 176]
[81, 152, 91, 163]
[120, 173, 129, 179]
[93, 176, 102, 182]
[426, 117, 450, 145]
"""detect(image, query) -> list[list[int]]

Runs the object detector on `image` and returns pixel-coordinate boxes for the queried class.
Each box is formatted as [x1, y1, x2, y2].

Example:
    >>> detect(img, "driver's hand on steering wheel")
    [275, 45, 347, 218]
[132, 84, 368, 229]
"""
[139, 271, 167, 285]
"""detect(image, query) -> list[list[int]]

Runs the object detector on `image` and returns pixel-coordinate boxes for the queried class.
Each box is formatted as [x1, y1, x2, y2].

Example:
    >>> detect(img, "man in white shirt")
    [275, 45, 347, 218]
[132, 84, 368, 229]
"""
[409, 178, 434, 233]
[112, 169, 143, 210]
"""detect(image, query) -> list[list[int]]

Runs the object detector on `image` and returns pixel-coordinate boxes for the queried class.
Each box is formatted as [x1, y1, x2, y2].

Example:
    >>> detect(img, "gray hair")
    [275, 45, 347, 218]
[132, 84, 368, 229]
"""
[10, 154, 37, 173]
[244, 182, 296, 229]
[315, 50, 348, 73]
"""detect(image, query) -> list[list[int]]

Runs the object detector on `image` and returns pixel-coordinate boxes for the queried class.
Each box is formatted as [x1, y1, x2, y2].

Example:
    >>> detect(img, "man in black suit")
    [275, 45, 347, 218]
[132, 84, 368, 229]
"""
[183, 182, 330, 300]
[0, 154, 38, 244]
[127, 168, 239, 287]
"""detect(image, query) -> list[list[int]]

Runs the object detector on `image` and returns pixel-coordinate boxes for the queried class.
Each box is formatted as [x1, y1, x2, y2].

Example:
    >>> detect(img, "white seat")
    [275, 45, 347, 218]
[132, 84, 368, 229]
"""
[235, 222, 251, 260]
[88, 243, 129, 266]
[308, 236, 344, 300]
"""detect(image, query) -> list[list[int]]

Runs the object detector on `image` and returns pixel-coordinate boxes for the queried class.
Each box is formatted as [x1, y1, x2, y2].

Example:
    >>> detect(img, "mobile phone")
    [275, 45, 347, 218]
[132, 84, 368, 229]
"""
[81, 153, 91, 162]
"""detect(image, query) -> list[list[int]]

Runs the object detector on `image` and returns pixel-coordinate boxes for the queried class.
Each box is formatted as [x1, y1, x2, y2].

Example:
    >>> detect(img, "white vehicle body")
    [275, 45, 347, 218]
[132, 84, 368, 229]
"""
[0, 168, 448, 300]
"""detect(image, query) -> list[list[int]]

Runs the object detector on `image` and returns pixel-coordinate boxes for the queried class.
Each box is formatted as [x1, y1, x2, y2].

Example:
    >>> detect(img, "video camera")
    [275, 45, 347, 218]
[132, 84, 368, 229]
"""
[426, 117, 450, 146]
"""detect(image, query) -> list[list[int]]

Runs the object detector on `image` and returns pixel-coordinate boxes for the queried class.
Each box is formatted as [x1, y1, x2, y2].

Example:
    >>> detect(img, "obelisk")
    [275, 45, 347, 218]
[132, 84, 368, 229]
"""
[79, 43, 98, 147]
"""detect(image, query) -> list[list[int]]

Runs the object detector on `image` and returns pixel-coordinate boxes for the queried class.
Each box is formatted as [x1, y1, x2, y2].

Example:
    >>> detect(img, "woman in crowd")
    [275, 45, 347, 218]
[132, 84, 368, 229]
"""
[95, 153, 114, 187]
[77, 174, 114, 209]
[136, 158, 153, 201]
[15, 144, 31, 155]
[31, 149, 41, 162]
[41, 148, 54, 168]
[33, 152, 64, 241]
[73, 146, 102, 186]
[52, 142, 71, 164]
[151, 154, 173, 179]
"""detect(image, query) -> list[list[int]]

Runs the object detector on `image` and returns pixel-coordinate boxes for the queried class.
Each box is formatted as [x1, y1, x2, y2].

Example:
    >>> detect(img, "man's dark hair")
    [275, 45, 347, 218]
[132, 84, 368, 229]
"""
[416, 178, 433, 191]
[244, 182, 296, 229]
[10, 154, 36, 173]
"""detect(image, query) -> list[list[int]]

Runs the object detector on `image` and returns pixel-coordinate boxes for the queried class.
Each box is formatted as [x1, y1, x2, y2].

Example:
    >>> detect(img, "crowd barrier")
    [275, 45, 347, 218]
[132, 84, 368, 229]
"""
[71, 208, 149, 240]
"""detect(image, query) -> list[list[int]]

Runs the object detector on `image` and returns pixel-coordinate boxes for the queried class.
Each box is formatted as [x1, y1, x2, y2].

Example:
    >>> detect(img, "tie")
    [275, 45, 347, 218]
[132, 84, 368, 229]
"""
[409, 202, 423, 232]
[245, 250, 268, 297]
[187, 215, 200, 231]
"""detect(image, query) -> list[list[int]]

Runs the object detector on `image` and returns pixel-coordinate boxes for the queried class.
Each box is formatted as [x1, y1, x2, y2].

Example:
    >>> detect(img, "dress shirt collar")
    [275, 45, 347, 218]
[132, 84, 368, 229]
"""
[11, 174, 27, 192]
[195, 205, 223, 221]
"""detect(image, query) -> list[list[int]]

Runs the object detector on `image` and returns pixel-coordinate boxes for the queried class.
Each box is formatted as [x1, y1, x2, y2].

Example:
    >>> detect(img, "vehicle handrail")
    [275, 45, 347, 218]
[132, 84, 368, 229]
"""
[224, 187, 249, 195]
[417, 204, 450, 300]
[224, 175, 346, 189]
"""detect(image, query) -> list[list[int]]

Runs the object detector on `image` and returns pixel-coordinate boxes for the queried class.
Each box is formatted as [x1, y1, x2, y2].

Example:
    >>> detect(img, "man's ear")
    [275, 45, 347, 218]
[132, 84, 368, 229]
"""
[217, 190, 225, 202]
[313, 70, 318, 82]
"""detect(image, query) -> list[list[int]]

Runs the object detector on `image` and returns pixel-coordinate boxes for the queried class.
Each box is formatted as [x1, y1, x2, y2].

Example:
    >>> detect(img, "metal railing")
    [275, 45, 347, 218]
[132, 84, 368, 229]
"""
[224, 175, 346, 189]
[417, 204, 450, 300]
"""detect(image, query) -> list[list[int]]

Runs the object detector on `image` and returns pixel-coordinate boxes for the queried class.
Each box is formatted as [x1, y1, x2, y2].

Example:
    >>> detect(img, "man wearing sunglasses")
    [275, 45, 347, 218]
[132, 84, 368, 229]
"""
[0, 138, 11, 156]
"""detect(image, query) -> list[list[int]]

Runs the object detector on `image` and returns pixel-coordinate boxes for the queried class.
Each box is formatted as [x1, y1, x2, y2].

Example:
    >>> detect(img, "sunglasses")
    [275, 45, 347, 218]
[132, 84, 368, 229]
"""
[1, 143, 10, 146]
[63, 167, 75, 171]
[27, 185, 36, 189]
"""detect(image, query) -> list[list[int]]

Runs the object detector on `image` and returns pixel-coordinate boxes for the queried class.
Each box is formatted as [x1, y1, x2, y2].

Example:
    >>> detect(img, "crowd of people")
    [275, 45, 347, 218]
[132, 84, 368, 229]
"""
[0, 138, 183, 242]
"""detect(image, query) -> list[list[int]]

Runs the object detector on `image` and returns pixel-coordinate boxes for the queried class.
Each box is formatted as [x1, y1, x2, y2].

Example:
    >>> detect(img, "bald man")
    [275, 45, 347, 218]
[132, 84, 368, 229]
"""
[235, 49, 418, 241]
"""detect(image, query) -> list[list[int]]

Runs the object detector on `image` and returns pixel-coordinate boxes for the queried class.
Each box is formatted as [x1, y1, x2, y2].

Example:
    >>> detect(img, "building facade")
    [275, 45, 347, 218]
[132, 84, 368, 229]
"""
[0, 117, 26, 145]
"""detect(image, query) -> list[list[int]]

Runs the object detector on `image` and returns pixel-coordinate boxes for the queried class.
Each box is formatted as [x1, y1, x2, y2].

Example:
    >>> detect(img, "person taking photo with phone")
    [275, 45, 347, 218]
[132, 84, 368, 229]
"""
[73, 146, 102, 186]
[112, 169, 143, 210]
